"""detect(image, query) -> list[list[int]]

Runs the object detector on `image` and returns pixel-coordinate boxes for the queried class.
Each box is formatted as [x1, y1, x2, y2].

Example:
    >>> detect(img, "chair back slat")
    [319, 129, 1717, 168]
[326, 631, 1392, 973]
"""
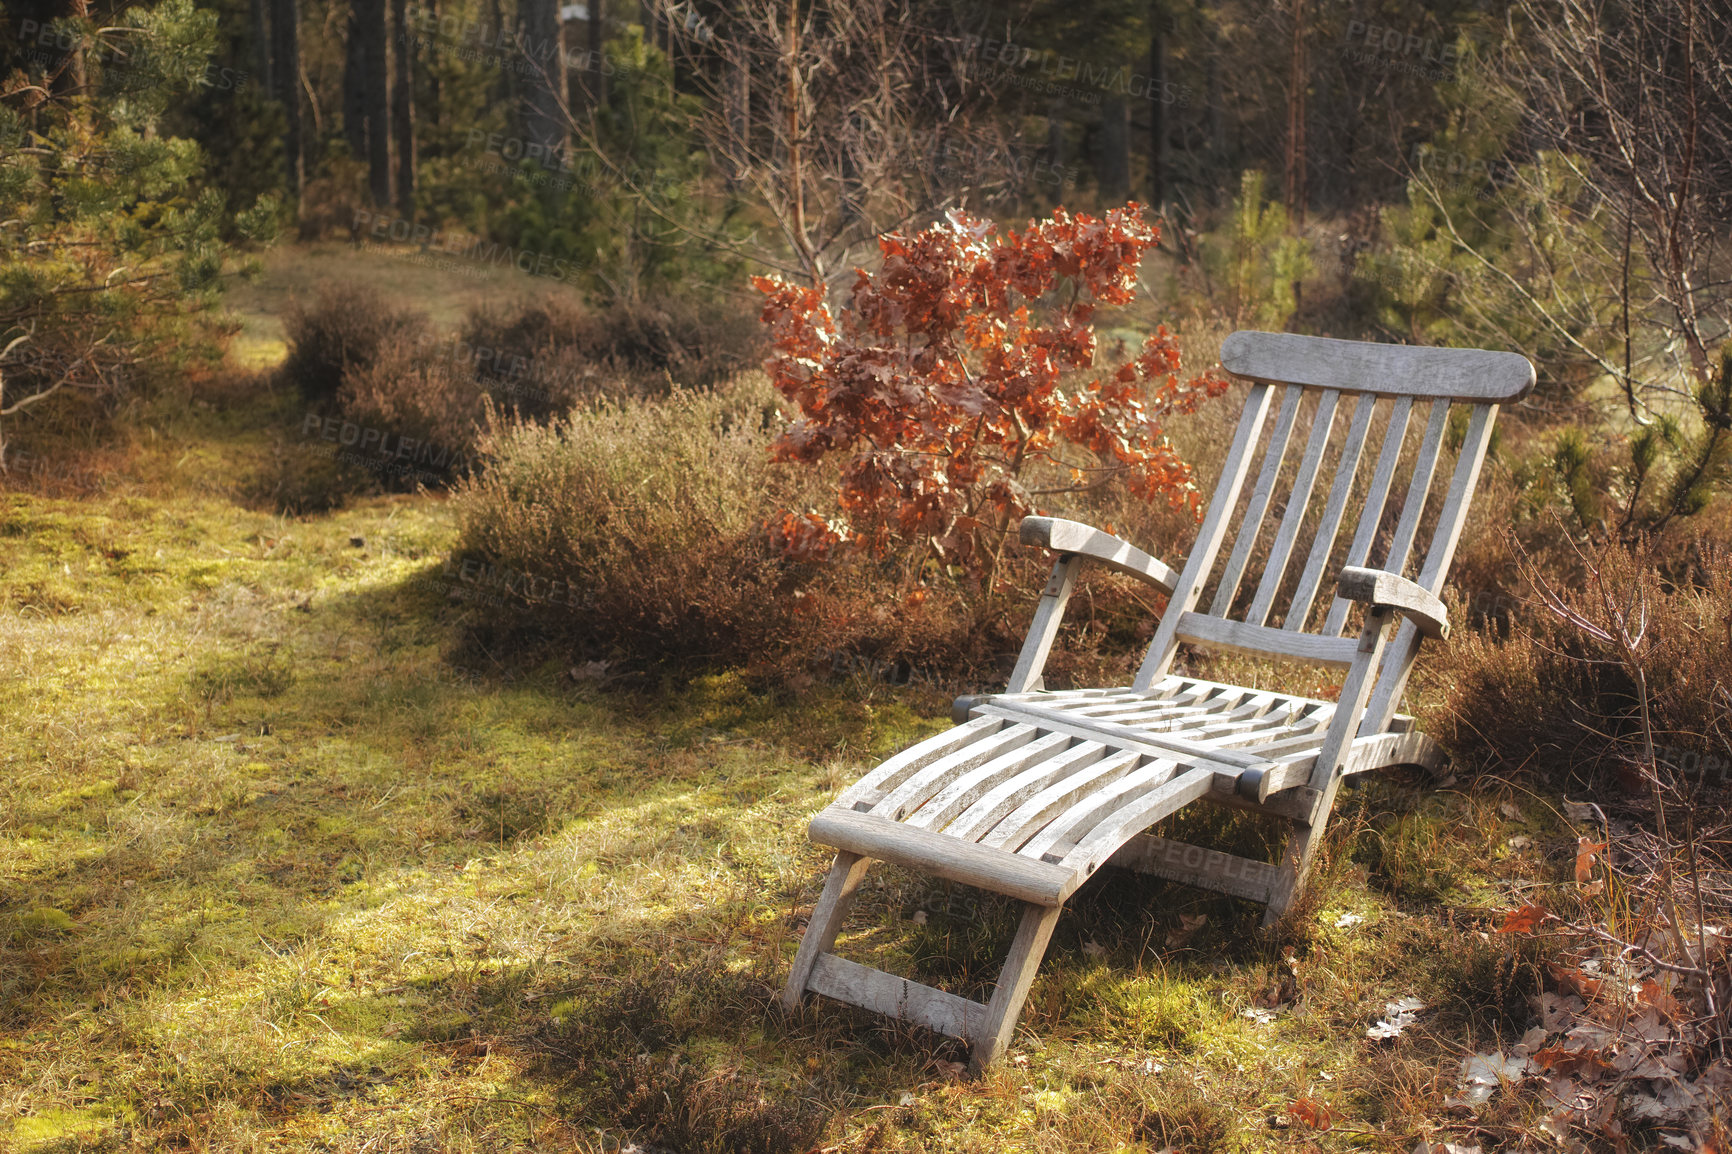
[1132, 383, 1277, 690]
[1284, 392, 1377, 632]
[1246, 388, 1341, 627]
[1208, 385, 1304, 617]
[1364, 401, 1499, 729]
[1132, 332, 1534, 723]
[1321, 396, 1413, 636]
[1382, 400, 1450, 577]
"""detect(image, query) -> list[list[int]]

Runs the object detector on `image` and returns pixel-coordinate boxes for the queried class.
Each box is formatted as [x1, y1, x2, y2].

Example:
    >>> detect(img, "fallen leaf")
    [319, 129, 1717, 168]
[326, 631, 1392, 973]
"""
[1563, 798, 1600, 823]
[1242, 1006, 1278, 1025]
[1367, 997, 1426, 1040]
[934, 1059, 966, 1080]
[1499, 904, 1549, 934]
[1633, 977, 1683, 1019]
[1164, 913, 1207, 948]
[1444, 1051, 1531, 1109]
[1081, 938, 1106, 960]
[1529, 1045, 1613, 1078]
[1574, 836, 1608, 884]
[1334, 912, 1365, 929]
[1548, 963, 1605, 1000]
[1287, 1096, 1335, 1131]
[1499, 800, 1524, 821]
[1623, 1080, 1706, 1124]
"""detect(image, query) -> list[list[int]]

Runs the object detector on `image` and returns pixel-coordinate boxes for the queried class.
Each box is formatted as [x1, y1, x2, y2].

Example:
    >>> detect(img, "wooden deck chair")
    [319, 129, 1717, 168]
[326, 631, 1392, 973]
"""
[782, 331, 1535, 1071]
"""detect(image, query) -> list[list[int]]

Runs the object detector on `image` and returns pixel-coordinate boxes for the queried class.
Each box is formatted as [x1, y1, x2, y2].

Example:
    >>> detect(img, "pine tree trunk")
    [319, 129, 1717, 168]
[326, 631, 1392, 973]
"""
[343, 6, 367, 162]
[1148, 4, 1167, 210]
[356, 0, 391, 206]
[271, 0, 303, 201]
[520, 0, 565, 166]
[391, 0, 414, 212]
[251, 0, 272, 93]
[587, 0, 606, 109]
[1098, 96, 1129, 205]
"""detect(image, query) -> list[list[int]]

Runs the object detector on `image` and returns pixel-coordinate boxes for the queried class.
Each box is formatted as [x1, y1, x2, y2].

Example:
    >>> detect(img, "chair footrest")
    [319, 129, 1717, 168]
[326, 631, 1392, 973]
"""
[809, 808, 1073, 906]
[1109, 833, 1280, 904]
[805, 953, 987, 1041]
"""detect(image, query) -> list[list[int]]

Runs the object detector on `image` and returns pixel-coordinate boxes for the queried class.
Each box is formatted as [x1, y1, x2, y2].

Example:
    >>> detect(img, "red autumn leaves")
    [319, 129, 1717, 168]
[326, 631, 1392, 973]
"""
[754, 204, 1227, 579]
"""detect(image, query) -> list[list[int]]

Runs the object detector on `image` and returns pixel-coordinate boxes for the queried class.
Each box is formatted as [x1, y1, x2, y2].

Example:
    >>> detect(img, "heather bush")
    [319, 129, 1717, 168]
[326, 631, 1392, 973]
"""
[1425, 535, 1732, 793]
[337, 336, 489, 467]
[449, 376, 809, 666]
[278, 283, 428, 405]
[459, 294, 759, 415]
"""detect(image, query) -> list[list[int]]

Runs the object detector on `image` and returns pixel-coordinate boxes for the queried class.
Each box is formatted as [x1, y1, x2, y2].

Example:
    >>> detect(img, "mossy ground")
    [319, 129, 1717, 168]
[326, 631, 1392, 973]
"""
[1, 364, 1608, 1153]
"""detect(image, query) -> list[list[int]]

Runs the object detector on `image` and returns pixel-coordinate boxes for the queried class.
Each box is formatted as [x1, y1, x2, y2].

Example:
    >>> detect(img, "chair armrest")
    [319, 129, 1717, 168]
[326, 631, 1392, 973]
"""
[1336, 566, 1450, 640]
[1020, 517, 1178, 595]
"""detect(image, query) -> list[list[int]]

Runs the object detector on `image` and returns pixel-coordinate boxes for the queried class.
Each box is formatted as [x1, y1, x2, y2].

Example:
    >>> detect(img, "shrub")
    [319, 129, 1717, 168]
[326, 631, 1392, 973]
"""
[458, 293, 759, 414]
[755, 204, 1227, 584]
[278, 282, 427, 404]
[336, 336, 488, 471]
[1427, 536, 1732, 792]
[449, 376, 811, 665]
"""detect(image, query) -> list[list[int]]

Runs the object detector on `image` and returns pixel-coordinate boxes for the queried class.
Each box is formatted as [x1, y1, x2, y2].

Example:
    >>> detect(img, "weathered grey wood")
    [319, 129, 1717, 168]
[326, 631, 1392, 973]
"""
[1236, 726, 1441, 801]
[1058, 767, 1219, 884]
[806, 952, 988, 1041]
[976, 701, 1270, 772]
[1337, 565, 1450, 639]
[1134, 383, 1278, 689]
[1263, 605, 1397, 926]
[837, 716, 1005, 810]
[969, 902, 1064, 1072]
[1110, 832, 1279, 903]
[1006, 555, 1082, 694]
[784, 852, 873, 1011]
[872, 726, 1042, 821]
[1247, 389, 1341, 626]
[1210, 385, 1303, 617]
[1323, 396, 1414, 637]
[1344, 728, 1445, 776]
[1382, 399, 1451, 578]
[1366, 402, 1499, 732]
[789, 335, 1528, 1070]
[978, 749, 1146, 851]
[904, 733, 1076, 832]
[1019, 758, 1184, 864]
[808, 807, 1074, 906]
[944, 741, 1112, 843]
[1019, 517, 1179, 593]
[1286, 392, 1377, 631]
[1220, 331, 1536, 401]
[1173, 611, 1360, 668]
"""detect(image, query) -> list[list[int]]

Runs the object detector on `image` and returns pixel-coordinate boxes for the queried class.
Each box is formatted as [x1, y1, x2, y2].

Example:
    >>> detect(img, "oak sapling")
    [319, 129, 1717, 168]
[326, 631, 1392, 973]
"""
[754, 203, 1228, 587]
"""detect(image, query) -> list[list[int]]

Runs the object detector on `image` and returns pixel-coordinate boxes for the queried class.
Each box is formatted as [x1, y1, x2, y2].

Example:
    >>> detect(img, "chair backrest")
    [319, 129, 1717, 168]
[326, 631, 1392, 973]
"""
[1132, 332, 1535, 733]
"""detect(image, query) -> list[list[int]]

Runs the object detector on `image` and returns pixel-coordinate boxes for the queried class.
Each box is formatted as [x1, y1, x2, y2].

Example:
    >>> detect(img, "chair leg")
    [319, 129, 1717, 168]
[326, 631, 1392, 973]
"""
[1262, 822, 1318, 927]
[968, 901, 1064, 1073]
[783, 851, 873, 1012]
